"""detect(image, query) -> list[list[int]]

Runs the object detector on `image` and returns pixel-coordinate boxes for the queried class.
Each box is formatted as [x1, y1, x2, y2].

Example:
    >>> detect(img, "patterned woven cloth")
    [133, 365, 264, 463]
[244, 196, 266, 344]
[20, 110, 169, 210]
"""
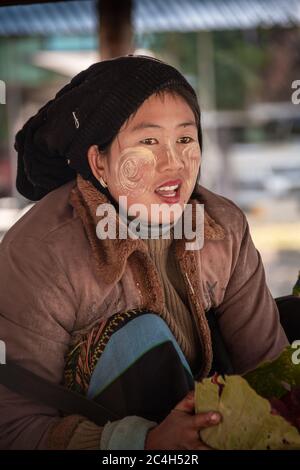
[64, 308, 195, 423]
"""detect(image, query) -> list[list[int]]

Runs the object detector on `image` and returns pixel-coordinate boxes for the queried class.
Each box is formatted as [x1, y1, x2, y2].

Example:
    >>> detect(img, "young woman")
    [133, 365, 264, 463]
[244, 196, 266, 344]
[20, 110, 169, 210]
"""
[0, 55, 288, 450]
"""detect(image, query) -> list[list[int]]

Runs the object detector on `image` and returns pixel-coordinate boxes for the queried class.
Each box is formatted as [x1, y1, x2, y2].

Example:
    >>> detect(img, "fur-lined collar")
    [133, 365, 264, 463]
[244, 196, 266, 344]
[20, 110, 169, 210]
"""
[69, 174, 225, 285]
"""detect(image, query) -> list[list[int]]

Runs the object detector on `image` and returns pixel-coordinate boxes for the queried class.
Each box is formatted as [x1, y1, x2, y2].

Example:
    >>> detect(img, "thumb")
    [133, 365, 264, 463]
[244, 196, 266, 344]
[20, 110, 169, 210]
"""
[173, 390, 195, 413]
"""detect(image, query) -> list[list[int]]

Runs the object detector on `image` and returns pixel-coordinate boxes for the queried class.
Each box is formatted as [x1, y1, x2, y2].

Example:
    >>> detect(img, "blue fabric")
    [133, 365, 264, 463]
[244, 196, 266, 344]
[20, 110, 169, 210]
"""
[87, 313, 193, 399]
[71, 308, 196, 428]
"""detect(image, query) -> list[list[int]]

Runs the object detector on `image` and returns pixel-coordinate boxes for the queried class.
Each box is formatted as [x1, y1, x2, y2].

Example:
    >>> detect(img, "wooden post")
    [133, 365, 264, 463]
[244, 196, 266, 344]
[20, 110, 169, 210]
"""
[97, 0, 134, 60]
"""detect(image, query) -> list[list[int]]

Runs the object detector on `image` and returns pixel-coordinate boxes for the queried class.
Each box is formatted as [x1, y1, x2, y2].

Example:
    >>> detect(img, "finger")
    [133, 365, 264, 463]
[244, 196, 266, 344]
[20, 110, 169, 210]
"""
[194, 411, 221, 429]
[188, 437, 213, 450]
[196, 433, 214, 450]
[173, 390, 195, 413]
[195, 443, 213, 450]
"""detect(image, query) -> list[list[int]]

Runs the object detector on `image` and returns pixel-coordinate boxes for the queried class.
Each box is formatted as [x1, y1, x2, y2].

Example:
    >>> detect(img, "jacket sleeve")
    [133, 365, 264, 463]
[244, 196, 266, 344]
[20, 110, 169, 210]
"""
[64, 416, 157, 450]
[0, 234, 85, 449]
[0, 234, 157, 449]
[214, 212, 289, 375]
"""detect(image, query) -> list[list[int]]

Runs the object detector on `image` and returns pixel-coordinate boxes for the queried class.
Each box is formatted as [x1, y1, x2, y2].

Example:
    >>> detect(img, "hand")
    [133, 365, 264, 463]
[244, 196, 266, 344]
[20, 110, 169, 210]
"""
[144, 390, 221, 450]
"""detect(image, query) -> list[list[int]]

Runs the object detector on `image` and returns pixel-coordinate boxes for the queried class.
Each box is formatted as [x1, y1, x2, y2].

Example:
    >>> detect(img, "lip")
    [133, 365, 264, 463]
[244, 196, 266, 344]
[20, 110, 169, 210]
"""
[154, 179, 183, 204]
[155, 178, 182, 190]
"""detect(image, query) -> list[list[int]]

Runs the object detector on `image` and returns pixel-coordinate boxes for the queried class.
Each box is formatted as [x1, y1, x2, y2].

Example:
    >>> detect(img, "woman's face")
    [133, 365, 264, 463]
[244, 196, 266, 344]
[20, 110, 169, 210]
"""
[88, 92, 201, 225]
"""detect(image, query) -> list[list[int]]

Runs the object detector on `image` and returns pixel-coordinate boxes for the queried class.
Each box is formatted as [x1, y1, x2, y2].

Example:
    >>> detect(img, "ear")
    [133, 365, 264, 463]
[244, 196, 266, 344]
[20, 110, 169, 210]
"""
[87, 145, 107, 183]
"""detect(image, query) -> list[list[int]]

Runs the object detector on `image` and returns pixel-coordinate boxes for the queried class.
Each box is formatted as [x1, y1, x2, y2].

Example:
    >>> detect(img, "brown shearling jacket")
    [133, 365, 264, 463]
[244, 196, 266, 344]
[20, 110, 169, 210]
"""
[0, 174, 288, 449]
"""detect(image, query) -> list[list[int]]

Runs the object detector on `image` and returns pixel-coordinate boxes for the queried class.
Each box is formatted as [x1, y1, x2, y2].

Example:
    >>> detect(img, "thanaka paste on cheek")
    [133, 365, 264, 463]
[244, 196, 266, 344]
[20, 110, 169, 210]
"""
[115, 146, 157, 196]
[182, 141, 201, 190]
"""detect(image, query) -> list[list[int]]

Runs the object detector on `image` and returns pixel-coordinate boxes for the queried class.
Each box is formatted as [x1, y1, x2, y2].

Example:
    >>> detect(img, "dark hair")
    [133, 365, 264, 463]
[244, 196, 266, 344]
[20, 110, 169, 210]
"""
[97, 83, 203, 155]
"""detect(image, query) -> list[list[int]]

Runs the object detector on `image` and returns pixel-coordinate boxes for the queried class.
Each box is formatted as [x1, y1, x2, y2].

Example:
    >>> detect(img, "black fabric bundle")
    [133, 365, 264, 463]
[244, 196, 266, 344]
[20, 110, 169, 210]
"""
[15, 54, 202, 201]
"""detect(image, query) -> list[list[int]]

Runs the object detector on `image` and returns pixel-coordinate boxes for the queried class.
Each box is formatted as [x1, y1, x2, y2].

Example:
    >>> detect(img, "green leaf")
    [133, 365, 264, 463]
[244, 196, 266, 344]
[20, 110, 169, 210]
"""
[195, 375, 300, 450]
[244, 346, 300, 399]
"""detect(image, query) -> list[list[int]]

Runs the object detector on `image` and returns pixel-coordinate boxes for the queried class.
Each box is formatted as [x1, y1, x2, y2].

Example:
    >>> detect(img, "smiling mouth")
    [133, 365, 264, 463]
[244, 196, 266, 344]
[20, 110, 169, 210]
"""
[154, 179, 182, 198]
[154, 184, 182, 205]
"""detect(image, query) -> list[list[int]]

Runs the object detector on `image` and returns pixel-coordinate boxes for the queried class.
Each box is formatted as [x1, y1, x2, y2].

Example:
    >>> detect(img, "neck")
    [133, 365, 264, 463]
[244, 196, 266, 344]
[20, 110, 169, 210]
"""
[119, 208, 175, 240]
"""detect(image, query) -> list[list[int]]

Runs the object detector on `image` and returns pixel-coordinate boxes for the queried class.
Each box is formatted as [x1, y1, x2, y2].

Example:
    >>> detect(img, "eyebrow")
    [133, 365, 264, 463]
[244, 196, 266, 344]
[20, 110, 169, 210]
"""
[130, 120, 197, 132]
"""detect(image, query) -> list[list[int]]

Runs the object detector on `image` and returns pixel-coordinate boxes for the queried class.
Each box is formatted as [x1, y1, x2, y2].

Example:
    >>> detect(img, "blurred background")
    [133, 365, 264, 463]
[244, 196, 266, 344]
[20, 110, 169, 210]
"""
[0, 0, 299, 297]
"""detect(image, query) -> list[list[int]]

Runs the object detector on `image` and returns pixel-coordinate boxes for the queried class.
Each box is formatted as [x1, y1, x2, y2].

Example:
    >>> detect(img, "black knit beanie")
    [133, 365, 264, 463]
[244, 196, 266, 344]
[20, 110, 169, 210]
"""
[15, 54, 202, 201]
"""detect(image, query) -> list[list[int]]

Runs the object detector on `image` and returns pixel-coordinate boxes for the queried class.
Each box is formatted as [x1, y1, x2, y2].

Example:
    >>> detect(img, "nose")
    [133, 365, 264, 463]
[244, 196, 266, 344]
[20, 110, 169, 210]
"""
[156, 140, 184, 173]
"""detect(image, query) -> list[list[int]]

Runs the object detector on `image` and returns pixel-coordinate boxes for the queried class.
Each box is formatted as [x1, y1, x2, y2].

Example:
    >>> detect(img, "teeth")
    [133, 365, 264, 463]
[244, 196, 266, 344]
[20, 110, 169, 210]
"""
[157, 184, 179, 191]
[158, 192, 176, 197]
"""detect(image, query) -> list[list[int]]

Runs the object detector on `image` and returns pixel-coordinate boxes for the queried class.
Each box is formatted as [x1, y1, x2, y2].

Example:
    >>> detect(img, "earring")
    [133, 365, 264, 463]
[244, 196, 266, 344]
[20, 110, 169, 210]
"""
[99, 176, 108, 188]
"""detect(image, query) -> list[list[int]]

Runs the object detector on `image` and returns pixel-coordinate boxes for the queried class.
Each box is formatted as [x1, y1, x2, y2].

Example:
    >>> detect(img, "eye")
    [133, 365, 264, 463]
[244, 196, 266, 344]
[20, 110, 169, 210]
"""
[177, 136, 194, 144]
[140, 138, 158, 145]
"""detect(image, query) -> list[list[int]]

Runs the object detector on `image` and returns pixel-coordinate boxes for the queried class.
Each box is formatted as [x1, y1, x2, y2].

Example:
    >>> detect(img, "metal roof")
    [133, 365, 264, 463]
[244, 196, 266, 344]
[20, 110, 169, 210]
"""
[0, 0, 299, 36]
